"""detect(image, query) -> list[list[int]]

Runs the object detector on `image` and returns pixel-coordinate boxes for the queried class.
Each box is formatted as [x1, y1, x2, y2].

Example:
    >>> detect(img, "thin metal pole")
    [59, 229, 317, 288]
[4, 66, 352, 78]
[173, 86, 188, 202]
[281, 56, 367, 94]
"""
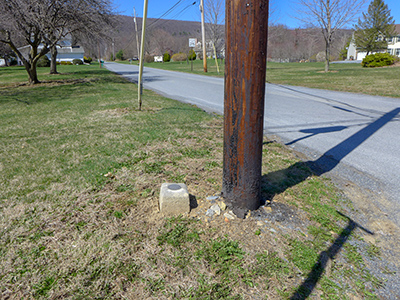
[222, 0, 269, 217]
[200, 0, 207, 72]
[138, 0, 149, 111]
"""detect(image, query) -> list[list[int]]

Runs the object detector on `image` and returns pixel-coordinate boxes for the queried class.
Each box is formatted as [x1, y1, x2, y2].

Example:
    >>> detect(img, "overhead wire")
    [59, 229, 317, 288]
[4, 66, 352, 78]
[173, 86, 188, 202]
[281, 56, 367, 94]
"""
[147, 0, 197, 29]
[148, 2, 197, 29]
[147, 0, 184, 25]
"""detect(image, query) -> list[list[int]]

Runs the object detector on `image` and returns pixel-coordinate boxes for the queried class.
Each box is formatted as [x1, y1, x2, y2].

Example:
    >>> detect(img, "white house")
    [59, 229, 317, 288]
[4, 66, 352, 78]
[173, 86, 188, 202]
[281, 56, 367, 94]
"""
[347, 24, 400, 60]
[17, 36, 84, 65]
[0, 58, 9, 66]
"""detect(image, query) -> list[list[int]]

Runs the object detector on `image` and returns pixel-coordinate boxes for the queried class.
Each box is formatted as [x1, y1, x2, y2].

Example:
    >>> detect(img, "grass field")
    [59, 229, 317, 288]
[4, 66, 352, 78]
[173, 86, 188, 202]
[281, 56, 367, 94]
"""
[131, 59, 400, 98]
[0, 64, 390, 299]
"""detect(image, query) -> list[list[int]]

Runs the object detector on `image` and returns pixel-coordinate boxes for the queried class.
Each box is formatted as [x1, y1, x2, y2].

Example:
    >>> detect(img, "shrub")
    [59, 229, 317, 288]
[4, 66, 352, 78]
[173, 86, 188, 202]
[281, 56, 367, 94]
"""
[9, 59, 17, 66]
[144, 55, 154, 63]
[37, 55, 50, 67]
[72, 59, 83, 65]
[83, 56, 92, 64]
[188, 49, 196, 61]
[116, 50, 124, 60]
[171, 52, 187, 62]
[362, 52, 397, 68]
[163, 52, 171, 62]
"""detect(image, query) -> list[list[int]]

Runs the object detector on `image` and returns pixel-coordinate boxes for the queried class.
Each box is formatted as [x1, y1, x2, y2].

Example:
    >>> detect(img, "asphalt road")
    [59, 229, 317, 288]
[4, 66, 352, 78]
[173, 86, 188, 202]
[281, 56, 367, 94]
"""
[104, 62, 400, 226]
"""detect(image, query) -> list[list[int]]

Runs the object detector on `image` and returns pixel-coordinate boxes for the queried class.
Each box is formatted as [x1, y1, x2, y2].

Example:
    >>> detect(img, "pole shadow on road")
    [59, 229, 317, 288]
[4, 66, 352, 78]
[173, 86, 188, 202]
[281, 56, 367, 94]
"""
[261, 107, 400, 298]
[262, 107, 400, 199]
[285, 125, 348, 146]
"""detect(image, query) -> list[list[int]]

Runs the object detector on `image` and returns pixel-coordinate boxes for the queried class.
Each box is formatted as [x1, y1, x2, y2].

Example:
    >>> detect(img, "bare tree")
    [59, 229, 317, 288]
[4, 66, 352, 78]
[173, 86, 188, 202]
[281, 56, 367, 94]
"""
[0, 0, 114, 84]
[151, 29, 174, 56]
[204, 0, 225, 56]
[296, 0, 366, 71]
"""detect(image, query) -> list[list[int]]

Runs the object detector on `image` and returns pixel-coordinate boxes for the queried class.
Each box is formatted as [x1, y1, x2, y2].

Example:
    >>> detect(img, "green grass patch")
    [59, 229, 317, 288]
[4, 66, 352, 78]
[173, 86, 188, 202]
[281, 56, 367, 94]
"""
[266, 61, 400, 98]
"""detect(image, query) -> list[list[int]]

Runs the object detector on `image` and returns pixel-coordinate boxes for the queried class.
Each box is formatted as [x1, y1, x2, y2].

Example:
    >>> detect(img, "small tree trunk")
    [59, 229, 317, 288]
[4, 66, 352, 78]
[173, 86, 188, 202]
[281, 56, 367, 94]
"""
[27, 63, 40, 84]
[325, 40, 330, 72]
[50, 46, 58, 74]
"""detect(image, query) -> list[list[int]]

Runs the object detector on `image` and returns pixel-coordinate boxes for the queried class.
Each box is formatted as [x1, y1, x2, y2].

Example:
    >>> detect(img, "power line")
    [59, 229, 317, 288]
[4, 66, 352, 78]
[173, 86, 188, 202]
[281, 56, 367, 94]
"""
[147, 0, 185, 29]
[148, 2, 197, 29]
[169, 2, 197, 20]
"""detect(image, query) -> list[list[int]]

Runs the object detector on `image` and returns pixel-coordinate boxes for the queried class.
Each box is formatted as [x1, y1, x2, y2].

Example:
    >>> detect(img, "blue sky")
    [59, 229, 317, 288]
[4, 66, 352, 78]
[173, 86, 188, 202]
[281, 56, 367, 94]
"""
[113, 0, 400, 29]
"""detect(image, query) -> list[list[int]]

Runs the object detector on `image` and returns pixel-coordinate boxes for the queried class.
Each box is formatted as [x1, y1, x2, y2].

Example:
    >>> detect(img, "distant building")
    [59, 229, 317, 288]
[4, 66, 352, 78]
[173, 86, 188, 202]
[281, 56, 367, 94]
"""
[0, 58, 10, 66]
[17, 36, 84, 65]
[347, 24, 400, 60]
[193, 40, 225, 59]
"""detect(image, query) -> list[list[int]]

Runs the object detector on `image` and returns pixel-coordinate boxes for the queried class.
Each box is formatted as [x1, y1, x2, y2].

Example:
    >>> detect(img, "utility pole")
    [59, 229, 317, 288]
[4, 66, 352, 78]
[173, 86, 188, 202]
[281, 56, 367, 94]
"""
[138, 0, 149, 111]
[98, 42, 101, 68]
[134, 7, 140, 59]
[222, 0, 269, 218]
[112, 38, 115, 61]
[200, 0, 207, 72]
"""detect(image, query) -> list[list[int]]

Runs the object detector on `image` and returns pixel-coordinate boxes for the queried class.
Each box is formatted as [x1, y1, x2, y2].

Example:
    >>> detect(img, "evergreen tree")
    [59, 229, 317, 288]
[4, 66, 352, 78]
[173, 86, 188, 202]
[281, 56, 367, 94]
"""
[354, 0, 395, 55]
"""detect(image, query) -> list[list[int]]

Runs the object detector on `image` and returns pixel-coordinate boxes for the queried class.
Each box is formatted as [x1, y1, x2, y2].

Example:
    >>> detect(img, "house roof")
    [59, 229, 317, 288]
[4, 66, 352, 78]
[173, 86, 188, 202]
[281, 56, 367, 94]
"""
[57, 46, 84, 54]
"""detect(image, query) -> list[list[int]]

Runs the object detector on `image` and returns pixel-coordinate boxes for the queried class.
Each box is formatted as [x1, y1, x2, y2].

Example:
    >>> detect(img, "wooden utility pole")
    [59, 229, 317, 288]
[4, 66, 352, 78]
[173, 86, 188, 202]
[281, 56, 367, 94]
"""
[138, 0, 149, 111]
[200, 0, 207, 72]
[134, 8, 140, 59]
[222, 0, 269, 218]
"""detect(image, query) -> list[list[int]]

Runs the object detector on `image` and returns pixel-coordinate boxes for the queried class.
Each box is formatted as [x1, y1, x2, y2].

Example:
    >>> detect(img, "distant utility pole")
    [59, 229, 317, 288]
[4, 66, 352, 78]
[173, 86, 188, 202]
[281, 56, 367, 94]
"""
[138, 0, 149, 111]
[222, 0, 269, 217]
[133, 7, 140, 58]
[98, 42, 101, 68]
[200, 0, 207, 72]
[112, 38, 115, 60]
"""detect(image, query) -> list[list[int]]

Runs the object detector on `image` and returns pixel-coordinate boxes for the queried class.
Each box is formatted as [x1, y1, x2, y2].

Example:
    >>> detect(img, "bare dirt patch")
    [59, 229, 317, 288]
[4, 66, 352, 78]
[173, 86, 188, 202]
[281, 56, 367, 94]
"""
[0, 78, 94, 90]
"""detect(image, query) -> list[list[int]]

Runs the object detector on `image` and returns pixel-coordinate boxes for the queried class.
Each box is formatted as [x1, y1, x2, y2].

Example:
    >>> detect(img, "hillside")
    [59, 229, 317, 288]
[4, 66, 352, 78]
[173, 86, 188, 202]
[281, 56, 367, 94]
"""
[82, 14, 352, 62]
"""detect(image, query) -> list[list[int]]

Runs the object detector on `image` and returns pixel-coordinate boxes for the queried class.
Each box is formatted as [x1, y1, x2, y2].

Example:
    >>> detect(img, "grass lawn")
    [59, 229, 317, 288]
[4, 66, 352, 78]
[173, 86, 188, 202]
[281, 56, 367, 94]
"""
[125, 59, 400, 98]
[266, 61, 400, 98]
[0, 64, 389, 299]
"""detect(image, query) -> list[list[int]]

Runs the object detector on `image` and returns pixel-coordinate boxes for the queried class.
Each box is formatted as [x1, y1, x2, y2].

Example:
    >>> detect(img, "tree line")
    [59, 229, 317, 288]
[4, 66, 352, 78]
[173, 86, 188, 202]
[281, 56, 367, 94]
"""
[0, 0, 396, 83]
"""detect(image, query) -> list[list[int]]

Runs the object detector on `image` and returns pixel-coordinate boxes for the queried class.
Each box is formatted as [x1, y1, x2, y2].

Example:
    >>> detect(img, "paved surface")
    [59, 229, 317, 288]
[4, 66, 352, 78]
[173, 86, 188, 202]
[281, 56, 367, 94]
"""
[105, 62, 400, 226]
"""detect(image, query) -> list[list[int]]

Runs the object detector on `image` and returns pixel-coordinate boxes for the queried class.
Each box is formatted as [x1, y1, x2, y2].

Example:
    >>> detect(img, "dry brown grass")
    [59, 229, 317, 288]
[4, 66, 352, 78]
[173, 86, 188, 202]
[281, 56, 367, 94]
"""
[0, 65, 392, 299]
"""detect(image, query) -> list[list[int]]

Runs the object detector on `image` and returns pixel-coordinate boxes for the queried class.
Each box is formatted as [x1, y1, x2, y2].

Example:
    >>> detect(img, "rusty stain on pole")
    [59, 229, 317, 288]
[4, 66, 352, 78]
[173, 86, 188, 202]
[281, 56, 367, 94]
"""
[222, 0, 269, 218]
